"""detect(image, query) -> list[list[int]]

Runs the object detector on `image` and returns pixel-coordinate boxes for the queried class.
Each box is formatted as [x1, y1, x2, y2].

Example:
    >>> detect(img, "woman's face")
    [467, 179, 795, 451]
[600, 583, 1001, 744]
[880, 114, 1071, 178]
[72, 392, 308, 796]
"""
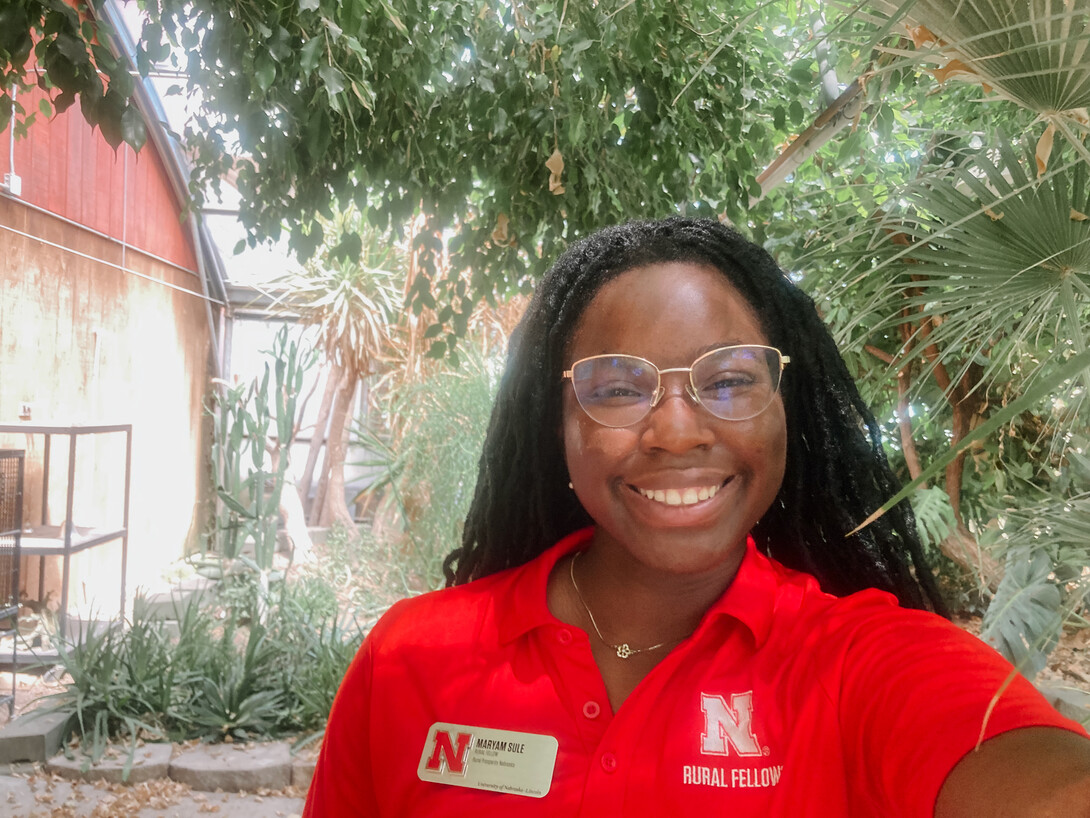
[562, 261, 787, 578]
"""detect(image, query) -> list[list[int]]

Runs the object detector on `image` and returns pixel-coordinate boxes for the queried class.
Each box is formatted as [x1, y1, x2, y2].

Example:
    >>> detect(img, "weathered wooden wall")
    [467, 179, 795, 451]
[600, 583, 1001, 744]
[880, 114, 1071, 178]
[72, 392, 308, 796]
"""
[0, 94, 213, 619]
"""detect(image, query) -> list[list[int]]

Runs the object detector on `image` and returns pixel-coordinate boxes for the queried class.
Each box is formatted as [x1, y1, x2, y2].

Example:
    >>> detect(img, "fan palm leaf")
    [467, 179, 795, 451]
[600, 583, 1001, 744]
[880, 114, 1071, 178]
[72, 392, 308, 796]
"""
[863, 0, 1090, 114]
[868, 142, 1090, 397]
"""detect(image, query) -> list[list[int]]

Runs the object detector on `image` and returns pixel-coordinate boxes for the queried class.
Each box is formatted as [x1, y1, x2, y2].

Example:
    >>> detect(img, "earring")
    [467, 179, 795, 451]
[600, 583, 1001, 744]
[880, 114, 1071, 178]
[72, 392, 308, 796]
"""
[568, 482, 574, 489]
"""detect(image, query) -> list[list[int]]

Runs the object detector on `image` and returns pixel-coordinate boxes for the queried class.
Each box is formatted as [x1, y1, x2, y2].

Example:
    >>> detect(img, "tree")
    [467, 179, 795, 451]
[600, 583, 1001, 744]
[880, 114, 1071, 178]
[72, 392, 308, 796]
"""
[0, 0, 150, 149]
[264, 207, 403, 535]
[4, 0, 823, 354]
[778, 0, 1090, 670]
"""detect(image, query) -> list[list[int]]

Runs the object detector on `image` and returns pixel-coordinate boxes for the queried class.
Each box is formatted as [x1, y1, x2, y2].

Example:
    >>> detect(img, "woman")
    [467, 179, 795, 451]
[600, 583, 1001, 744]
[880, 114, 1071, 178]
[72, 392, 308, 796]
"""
[304, 218, 1090, 816]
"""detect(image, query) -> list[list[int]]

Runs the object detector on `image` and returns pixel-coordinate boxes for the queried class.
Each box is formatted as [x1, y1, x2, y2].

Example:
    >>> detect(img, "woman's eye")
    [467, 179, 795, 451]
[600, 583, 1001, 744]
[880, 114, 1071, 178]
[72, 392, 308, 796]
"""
[704, 372, 756, 391]
[589, 381, 646, 401]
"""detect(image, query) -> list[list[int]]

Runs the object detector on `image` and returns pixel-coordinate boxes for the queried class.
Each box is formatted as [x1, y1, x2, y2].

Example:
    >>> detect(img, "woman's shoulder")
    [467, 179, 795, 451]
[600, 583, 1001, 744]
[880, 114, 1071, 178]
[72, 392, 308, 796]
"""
[366, 563, 534, 655]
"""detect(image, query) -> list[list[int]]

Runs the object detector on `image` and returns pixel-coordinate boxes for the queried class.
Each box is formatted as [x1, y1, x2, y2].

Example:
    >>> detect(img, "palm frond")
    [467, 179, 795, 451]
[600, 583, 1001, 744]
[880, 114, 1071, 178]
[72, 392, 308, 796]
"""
[865, 0, 1090, 114]
[861, 142, 1090, 399]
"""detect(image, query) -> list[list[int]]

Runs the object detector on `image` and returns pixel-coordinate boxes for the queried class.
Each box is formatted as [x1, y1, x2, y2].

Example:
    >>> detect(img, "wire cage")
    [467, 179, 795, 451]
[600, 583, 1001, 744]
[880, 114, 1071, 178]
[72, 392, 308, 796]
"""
[0, 450, 23, 717]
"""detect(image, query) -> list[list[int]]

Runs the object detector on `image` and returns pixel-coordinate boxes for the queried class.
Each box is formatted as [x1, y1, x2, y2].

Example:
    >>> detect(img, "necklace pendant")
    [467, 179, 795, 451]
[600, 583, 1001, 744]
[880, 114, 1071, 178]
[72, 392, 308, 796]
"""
[615, 643, 634, 659]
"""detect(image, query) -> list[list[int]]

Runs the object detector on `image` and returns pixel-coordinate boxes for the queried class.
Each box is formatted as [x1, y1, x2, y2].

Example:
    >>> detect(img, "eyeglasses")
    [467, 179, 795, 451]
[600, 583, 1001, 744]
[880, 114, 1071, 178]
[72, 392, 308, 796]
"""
[563, 345, 789, 428]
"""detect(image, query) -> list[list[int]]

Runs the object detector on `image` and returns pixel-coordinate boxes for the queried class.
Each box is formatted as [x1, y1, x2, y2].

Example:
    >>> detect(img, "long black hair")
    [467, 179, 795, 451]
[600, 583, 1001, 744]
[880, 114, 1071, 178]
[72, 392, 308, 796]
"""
[445, 217, 946, 613]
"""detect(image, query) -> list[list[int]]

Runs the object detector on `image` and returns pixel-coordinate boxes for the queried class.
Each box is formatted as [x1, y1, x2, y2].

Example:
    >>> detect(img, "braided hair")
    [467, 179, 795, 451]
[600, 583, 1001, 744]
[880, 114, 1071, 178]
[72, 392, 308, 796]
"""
[445, 217, 946, 613]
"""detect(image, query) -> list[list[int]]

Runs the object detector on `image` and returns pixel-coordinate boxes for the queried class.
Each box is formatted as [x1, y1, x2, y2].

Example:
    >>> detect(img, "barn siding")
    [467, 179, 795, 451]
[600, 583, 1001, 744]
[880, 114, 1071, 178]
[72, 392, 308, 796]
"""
[0, 88, 214, 615]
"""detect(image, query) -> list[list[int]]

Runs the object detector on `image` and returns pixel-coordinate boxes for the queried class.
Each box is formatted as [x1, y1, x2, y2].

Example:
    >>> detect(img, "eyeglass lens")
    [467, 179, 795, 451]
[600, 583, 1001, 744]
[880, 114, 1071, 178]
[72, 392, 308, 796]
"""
[569, 346, 783, 427]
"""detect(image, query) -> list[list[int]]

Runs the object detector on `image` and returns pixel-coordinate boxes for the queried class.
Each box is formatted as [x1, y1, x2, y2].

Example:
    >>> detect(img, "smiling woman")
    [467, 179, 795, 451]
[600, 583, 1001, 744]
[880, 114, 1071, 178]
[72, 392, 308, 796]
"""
[303, 218, 1090, 818]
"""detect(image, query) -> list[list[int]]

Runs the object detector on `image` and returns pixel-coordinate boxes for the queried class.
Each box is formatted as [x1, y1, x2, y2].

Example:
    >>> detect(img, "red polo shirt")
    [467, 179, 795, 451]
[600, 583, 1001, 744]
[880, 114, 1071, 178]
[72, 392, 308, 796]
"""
[304, 528, 1084, 817]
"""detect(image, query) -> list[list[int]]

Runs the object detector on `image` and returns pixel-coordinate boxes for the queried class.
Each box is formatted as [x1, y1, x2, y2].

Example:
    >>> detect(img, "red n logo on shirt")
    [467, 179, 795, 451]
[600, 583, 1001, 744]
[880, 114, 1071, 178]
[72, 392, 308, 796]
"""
[700, 691, 763, 757]
[423, 730, 474, 775]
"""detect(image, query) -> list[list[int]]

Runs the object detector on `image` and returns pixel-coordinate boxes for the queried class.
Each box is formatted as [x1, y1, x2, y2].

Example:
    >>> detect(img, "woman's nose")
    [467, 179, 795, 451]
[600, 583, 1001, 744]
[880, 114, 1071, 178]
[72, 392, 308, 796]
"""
[641, 382, 715, 452]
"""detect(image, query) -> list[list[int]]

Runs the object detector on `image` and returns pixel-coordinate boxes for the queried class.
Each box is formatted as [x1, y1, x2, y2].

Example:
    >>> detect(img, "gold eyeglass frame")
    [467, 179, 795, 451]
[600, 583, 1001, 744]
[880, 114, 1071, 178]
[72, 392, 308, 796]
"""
[562, 344, 790, 427]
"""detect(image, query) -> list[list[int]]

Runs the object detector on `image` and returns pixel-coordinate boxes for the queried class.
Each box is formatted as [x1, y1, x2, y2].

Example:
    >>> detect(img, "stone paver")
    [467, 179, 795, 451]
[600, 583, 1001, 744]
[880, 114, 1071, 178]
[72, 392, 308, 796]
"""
[292, 753, 317, 789]
[46, 743, 173, 784]
[0, 710, 68, 764]
[168, 741, 292, 792]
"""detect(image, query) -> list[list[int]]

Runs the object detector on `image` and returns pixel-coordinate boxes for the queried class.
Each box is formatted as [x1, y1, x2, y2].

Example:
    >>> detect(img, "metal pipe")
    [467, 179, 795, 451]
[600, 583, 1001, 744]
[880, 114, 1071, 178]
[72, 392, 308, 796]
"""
[7, 87, 13, 176]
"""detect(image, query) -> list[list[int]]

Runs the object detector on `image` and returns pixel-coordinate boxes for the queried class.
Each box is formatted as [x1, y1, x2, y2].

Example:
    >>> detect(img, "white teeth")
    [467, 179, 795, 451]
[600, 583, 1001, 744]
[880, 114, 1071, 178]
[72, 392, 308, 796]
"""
[638, 484, 720, 506]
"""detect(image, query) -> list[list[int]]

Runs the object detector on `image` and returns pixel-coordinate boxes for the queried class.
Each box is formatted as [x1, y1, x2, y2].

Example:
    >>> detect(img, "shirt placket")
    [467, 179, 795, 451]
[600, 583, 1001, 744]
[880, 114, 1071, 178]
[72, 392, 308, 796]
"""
[539, 623, 631, 815]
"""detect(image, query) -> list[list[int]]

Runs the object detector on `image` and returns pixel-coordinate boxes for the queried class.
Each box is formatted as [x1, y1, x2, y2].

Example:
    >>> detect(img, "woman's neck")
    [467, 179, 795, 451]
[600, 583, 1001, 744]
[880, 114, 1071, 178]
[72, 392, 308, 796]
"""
[546, 536, 746, 711]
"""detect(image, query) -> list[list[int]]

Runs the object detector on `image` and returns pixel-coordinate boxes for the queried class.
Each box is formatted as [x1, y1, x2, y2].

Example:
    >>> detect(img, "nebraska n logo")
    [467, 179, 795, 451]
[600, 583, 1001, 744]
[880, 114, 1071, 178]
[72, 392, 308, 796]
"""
[423, 729, 475, 776]
[700, 691, 764, 757]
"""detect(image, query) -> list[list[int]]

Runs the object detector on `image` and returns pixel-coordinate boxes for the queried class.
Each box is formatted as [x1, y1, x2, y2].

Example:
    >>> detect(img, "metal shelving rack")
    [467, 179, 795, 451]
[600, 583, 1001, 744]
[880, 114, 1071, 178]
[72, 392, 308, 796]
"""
[0, 450, 24, 716]
[0, 424, 131, 641]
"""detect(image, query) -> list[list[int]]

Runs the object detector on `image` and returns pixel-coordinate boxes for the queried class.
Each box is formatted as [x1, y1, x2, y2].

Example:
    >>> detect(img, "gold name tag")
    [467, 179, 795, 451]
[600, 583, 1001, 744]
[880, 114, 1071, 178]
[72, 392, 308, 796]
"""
[417, 722, 559, 799]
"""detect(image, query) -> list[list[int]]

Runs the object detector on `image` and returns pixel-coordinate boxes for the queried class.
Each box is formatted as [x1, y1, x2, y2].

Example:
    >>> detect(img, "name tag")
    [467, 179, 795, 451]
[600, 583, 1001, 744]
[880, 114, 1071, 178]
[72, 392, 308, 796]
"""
[417, 722, 559, 798]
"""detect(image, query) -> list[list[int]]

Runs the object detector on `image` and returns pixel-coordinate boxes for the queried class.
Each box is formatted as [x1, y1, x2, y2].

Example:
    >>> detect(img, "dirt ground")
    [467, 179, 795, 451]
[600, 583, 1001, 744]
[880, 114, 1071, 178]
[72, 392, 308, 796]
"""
[0, 771, 305, 817]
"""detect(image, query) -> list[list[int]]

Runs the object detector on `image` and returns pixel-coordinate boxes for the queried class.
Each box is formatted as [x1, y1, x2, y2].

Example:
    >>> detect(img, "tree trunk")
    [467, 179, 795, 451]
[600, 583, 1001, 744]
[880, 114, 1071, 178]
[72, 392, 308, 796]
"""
[940, 526, 1002, 592]
[864, 343, 924, 483]
[298, 362, 340, 515]
[318, 368, 359, 536]
[878, 292, 1001, 590]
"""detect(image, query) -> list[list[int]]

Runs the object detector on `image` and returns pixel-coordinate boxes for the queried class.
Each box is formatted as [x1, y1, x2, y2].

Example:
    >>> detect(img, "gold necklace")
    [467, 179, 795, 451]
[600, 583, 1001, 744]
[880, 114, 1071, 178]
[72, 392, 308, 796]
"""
[569, 551, 668, 660]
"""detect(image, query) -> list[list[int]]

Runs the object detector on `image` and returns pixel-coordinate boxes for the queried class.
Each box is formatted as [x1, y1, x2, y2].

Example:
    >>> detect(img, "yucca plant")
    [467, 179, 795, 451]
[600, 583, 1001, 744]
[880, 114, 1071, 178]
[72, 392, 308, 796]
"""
[262, 206, 404, 534]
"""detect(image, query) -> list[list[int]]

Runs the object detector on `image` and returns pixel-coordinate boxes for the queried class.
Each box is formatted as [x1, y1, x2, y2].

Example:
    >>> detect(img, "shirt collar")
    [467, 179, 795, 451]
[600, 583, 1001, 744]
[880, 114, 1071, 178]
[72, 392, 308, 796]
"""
[496, 527, 785, 648]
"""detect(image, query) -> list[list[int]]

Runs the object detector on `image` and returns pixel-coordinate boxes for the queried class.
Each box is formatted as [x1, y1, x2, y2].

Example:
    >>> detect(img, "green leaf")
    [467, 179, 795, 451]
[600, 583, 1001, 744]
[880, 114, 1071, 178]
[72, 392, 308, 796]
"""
[218, 492, 253, 517]
[0, 5, 30, 58]
[319, 63, 345, 98]
[121, 106, 147, 152]
[380, 0, 409, 35]
[788, 99, 804, 126]
[981, 550, 1063, 679]
[773, 105, 786, 131]
[788, 59, 812, 83]
[254, 54, 276, 94]
[54, 31, 90, 66]
[299, 0, 320, 10]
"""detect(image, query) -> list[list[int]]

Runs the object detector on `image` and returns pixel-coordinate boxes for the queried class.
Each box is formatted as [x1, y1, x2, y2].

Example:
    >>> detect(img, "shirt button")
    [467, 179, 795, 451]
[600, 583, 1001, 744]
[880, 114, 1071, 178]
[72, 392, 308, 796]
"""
[582, 701, 601, 719]
[600, 752, 618, 773]
[557, 629, 573, 645]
